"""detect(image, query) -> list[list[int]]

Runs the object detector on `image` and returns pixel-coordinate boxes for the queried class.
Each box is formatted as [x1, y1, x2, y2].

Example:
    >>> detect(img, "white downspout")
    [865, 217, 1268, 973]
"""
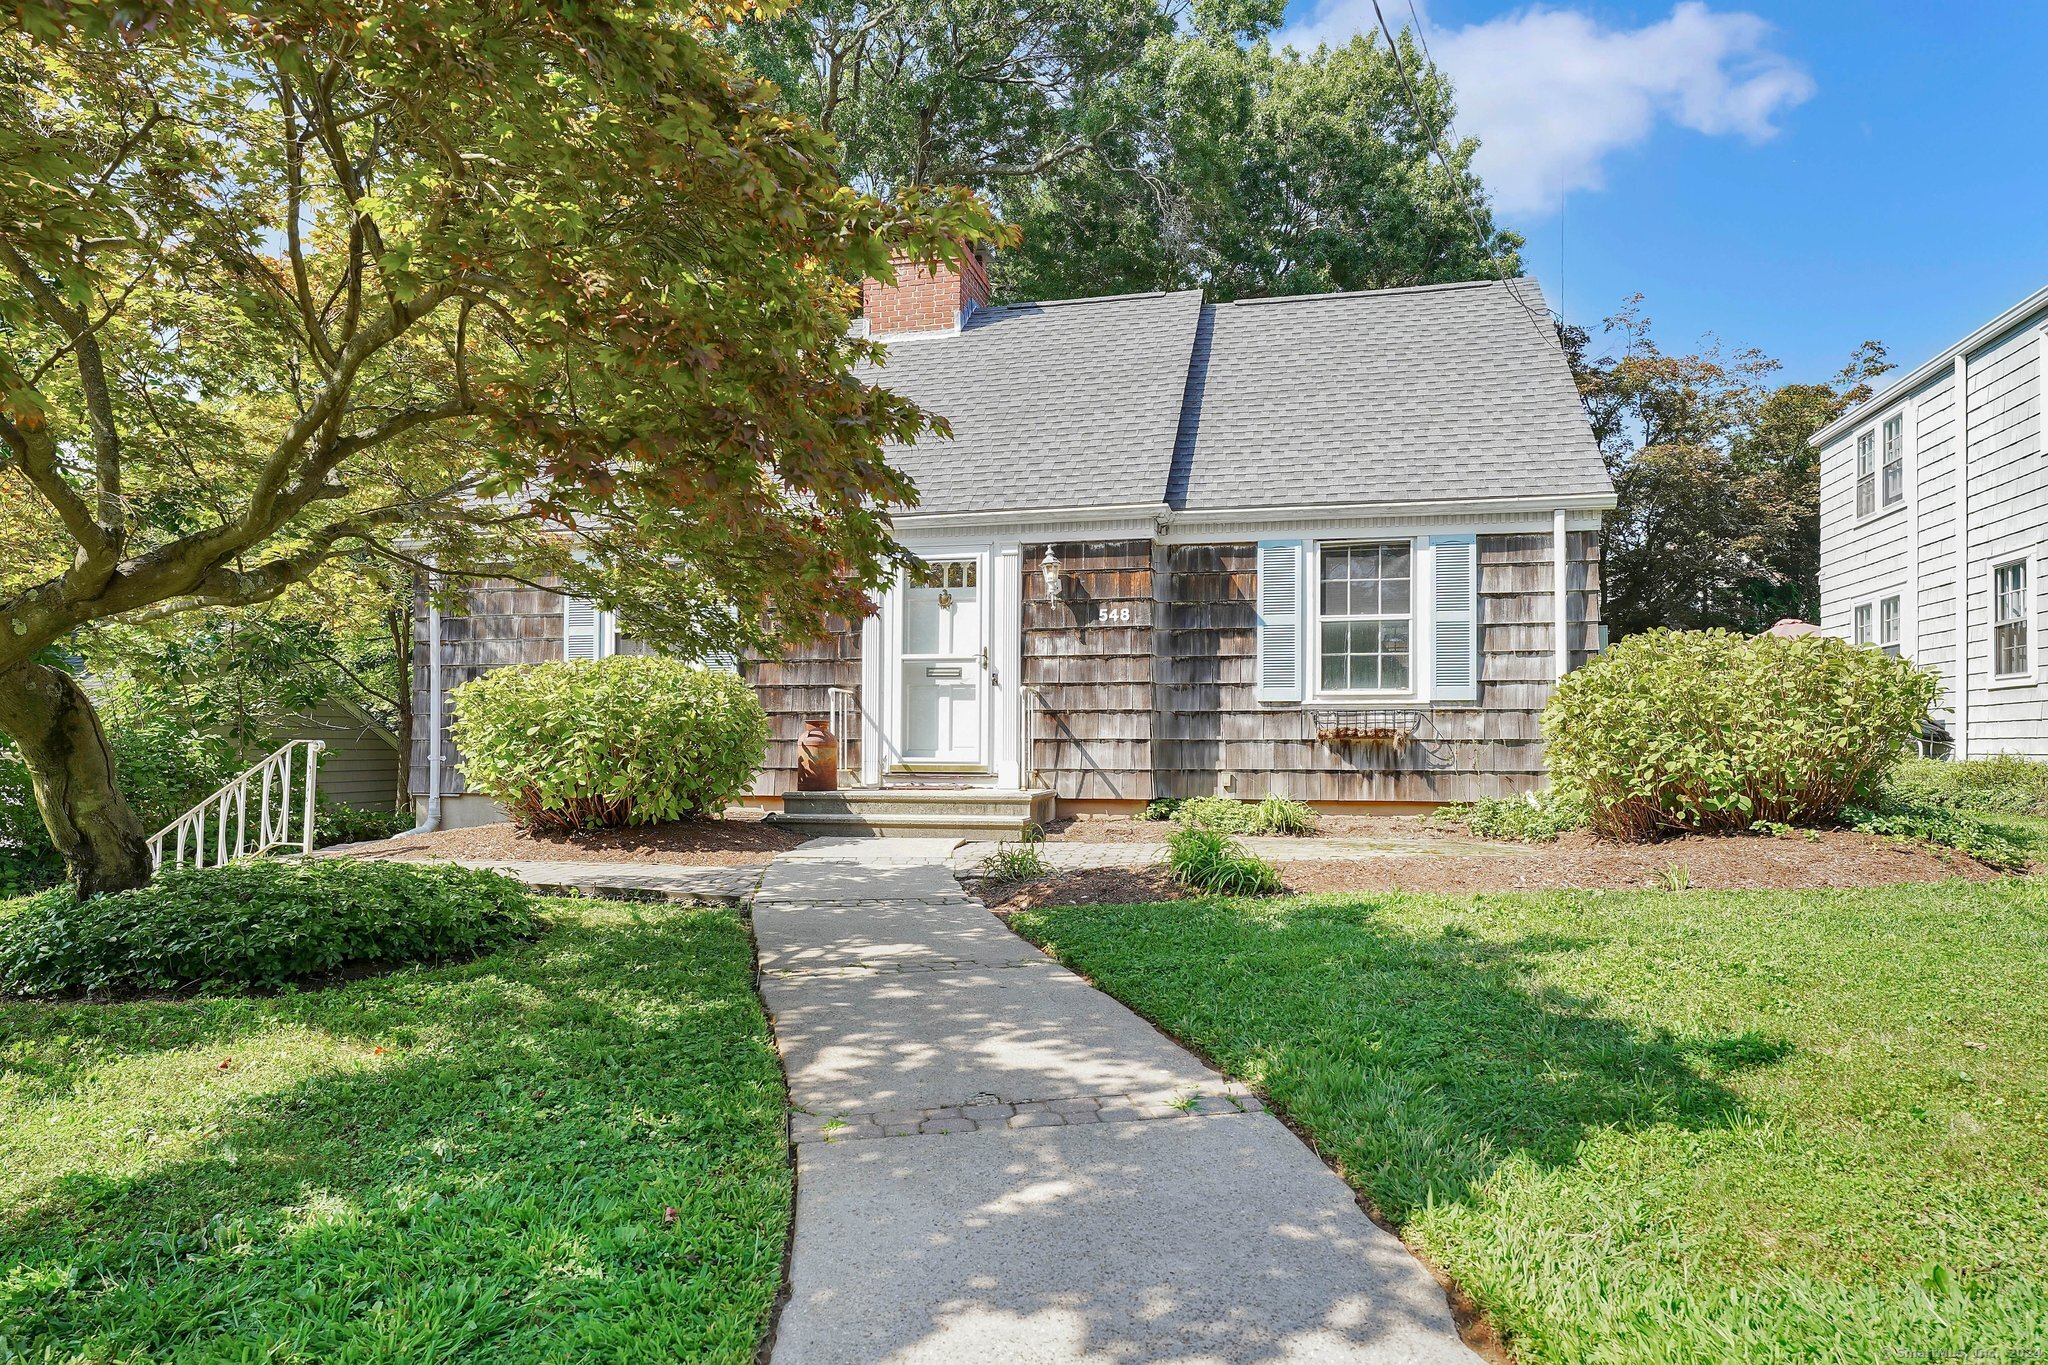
[409, 565, 445, 834]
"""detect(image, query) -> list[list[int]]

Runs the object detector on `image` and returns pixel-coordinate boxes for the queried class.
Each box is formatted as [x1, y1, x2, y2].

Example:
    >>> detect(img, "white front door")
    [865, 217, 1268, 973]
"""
[899, 556, 987, 767]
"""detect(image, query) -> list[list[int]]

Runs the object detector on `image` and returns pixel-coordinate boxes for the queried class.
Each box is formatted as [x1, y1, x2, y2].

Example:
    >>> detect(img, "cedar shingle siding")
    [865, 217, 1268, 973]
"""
[746, 617, 862, 797]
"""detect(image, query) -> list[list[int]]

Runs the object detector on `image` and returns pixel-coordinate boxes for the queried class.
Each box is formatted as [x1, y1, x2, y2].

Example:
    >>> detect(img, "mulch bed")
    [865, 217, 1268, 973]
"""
[979, 828, 2009, 912]
[359, 811, 806, 867]
[1040, 812, 1456, 844]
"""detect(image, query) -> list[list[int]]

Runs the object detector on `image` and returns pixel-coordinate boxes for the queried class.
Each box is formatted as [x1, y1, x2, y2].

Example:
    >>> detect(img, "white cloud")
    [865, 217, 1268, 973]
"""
[1278, 2, 1815, 218]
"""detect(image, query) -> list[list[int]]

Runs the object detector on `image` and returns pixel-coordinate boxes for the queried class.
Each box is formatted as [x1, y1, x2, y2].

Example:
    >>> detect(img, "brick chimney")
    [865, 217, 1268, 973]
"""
[861, 246, 990, 337]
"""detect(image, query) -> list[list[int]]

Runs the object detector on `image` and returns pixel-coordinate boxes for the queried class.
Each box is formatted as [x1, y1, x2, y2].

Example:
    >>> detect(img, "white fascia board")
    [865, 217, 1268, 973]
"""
[1159, 492, 1613, 544]
[1811, 282, 2048, 447]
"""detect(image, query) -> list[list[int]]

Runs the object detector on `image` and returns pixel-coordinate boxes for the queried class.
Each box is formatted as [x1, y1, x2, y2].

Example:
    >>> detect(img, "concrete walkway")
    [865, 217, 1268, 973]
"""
[757, 848, 1479, 1364]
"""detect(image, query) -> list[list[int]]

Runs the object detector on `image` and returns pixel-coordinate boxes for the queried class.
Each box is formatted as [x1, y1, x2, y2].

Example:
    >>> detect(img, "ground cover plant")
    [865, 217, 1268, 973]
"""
[453, 658, 769, 834]
[0, 860, 536, 997]
[0, 899, 788, 1361]
[1014, 882, 2048, 1362]
[1545, 629, 1936, 839]
[1434, 786, 1590, 843]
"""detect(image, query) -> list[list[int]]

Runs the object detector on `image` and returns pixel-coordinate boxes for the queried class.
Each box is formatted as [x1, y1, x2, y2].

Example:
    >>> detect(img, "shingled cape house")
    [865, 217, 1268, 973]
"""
[409, 255, 1615, 835]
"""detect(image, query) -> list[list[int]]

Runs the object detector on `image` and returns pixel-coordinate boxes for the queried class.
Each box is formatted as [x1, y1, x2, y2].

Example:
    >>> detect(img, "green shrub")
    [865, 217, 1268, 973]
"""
[312, 800, 414, 848]
[1167, 827, 1282, 896]
[1172, 796, 1257, 833]
[452, 656, 769, 833]
[1544, 629, 1938, 840]
[1137, 798, 1184, 822]
[1884, 754, 2048, 816]
[1438, 786, 1591, 842]
[1841, 801, 2031, 873]
[0, 859, 537, 996]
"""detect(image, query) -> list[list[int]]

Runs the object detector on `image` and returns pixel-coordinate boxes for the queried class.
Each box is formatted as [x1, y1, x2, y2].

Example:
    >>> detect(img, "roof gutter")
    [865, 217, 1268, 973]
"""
[1810, 281, 2048, 447]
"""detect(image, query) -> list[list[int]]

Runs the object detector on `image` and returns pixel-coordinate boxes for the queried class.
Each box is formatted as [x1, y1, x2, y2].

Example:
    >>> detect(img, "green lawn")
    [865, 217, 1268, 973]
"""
[1014, 881, 2048, 1363]
[0, 900, 789, 1362]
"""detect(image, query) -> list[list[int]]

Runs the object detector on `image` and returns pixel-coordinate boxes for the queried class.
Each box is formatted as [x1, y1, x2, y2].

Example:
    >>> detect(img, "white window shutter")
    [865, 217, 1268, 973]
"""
[563, 596, 601, 660]
[1254, 540, 1305, 703]
[1430, 536, 1479, 703]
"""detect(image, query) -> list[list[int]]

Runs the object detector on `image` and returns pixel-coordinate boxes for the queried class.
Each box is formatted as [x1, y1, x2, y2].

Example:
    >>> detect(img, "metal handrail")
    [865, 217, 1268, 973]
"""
[825, 687, 861, 787]
[148, 739, 327, 873]
[1019, 685, 1048, 790]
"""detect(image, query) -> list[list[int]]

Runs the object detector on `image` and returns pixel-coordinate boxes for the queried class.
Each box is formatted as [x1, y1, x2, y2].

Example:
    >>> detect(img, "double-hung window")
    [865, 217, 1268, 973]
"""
[1855, 431, 1877, 518]
[1878, 595, 1901, 657]
[1317, 543, 1412, 693]
[1853, 602, 1874, 647]
[1880, 415, 1905, 508]
[1993, 559, 2030, 679]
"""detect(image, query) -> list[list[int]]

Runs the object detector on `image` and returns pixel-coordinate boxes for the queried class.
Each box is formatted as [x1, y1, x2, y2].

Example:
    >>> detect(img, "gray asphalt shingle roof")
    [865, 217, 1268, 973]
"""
[860, 289, 1204, 516]
[864, 277, 1610, 517]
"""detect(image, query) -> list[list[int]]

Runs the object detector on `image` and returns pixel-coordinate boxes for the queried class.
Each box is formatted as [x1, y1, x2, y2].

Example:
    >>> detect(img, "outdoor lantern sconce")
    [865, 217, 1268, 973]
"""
[1040, 547, 1064, 602]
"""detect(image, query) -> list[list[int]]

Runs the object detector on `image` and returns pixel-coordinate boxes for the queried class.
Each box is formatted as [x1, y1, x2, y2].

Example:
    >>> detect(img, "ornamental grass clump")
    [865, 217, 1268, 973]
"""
[452, 657, 769, 834]
[1543, 629, 1937, 840]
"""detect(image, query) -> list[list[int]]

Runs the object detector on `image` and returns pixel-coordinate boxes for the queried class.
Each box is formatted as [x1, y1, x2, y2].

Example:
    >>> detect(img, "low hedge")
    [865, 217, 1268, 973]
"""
[1884, 754, 2048, 816]
[451, 656, 769, 834]
[0, 859, 537, 996]
[1544, 629, 1937, 840]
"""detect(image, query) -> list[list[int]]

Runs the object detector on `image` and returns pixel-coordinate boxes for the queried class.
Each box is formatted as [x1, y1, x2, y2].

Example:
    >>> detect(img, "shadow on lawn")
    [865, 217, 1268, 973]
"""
[1028, 898, 1787, 1222]
[0, 907, 788, 1360]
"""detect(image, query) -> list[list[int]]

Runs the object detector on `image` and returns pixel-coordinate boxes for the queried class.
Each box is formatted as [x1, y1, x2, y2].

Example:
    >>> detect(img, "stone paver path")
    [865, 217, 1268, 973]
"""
[758, 848, 1479, 1364]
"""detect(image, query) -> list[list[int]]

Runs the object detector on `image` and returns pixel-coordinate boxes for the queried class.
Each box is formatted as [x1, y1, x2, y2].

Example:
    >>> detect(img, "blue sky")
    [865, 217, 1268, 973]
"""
[1278, 0, 2048, 385]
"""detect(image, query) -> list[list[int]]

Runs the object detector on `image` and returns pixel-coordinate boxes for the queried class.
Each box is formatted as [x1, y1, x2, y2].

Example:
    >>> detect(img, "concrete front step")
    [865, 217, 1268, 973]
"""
[772, 788, 1055, 840]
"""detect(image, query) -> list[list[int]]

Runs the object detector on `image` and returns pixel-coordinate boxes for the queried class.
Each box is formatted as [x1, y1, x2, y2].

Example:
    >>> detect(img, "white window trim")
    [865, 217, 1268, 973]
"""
[1850, 409, 1911, 525]
[1987, 553, 2036, 688]
[1307, 536, 1424, 702]
[1851, 592, 1906, 659]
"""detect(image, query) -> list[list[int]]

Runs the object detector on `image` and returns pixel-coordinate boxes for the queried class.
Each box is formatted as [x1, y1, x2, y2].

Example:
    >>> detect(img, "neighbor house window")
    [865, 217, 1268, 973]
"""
[1881, 415, 1906, 507]
[1853, 602, 1874, 646]
[1318, 543, 1412, 692]
[1855, 431, 1877, 518]
[1879, 595, 1901, 658]
[1993, 559, 2030, 679]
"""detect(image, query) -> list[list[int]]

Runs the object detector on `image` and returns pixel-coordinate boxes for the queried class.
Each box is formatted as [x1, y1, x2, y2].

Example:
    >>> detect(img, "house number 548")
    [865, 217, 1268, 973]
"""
[1099, 606, 1133, 624]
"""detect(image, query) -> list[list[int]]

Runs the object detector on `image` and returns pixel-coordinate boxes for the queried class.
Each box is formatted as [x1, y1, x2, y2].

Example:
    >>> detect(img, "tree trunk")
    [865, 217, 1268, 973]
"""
[0, 661, 153, 898]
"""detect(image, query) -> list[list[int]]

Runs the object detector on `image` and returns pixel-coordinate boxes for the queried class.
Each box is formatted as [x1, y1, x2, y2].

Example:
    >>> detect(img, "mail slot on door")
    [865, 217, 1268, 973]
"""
[924, 666, 964, 679]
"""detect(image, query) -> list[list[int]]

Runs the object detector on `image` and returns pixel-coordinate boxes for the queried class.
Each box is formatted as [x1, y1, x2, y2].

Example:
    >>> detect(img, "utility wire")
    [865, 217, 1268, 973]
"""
[1369, 0, 1556, 343]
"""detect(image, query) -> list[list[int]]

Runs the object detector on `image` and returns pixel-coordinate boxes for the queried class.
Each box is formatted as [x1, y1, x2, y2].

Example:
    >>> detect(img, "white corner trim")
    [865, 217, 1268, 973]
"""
[1553, 507, 1570, 680]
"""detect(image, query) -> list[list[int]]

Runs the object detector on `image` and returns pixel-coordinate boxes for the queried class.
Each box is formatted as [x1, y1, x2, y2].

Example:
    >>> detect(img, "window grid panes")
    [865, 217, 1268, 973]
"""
[1853, 603, 1873, 646]
[1881, 416, 1905, 507]
[1994, 561, 2029, 678]
[1855, 432, 1877, 518]
[1318, 544, 1412, 693]
[1879, 595, 1901, 658]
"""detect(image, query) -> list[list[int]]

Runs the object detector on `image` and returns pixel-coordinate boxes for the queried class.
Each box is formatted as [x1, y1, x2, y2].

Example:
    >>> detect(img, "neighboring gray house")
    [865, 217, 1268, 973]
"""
[411, 260, 1614, 829]
[1816, 283, 2046, 759]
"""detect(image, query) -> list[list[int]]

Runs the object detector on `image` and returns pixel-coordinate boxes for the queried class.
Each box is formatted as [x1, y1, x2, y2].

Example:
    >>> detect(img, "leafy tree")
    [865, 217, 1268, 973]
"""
[0, 1, 998, 896]
[80, 557, 416, 804]
[738, 5, 1516, 301]
[1568, 300, 1889, 638]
